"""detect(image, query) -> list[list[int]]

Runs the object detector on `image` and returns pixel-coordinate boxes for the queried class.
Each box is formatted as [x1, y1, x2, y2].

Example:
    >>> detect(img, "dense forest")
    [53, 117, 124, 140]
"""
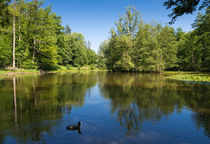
[0, 0, 209, 72]
[0, 0, 97, 70]
[99, 5, 210, 72]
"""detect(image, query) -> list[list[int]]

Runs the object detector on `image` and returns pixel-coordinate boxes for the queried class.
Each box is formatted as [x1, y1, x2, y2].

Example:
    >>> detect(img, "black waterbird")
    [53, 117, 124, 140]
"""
[66, 121, 82, 134]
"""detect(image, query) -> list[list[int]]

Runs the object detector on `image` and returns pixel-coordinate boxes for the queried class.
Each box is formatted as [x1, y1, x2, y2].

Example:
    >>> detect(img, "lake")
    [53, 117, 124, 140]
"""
[0, 72, 210, 144]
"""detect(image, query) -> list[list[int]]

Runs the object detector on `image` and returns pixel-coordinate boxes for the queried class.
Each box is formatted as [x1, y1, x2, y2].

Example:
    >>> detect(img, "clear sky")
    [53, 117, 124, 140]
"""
[43, 0, 198, 52]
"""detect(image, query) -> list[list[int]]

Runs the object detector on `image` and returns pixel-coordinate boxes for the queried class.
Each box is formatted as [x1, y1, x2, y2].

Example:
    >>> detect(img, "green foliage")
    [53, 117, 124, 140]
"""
[65, 24, 71, 35]
[164, 0, 209, 24]
[113, 53, 134, 71]
[158, 26, 178, 70]
[57, 32, 97, 68]
[101, 6, 178, 72]
[98, 40, 109, 70]
[177, 7, 210, 71]
[134, 23, 162, 72]
[22, 59, 38, 70]
[87, 49, 98, 65]
[0, 34, 12, 68]
[164, 71, 210, 82]
[101, 6, 210, 72]
[0, 0, 11, 27]
[112, 5, 141, 37]
[0, 0, 98, 71]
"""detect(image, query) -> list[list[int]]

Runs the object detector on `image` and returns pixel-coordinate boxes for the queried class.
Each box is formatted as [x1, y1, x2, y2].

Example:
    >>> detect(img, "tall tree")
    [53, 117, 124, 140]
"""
[12, 0, 16, 69]
[104, 5, 141, 71]
[113, 5, 141, 38]
[65, 24, 71, 35]
[158, 26, 177, 70]
[192, 6, 210, 71]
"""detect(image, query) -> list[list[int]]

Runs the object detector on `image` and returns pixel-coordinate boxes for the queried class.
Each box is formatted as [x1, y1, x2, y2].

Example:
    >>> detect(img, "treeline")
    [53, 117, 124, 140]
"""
[0, 0, 97, 70]
[99, 6, 210, 72]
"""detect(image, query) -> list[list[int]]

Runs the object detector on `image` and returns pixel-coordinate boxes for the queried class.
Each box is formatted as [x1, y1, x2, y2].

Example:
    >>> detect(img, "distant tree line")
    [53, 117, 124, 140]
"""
[99, 5, 210, 72]
[0, 0, 97, 70]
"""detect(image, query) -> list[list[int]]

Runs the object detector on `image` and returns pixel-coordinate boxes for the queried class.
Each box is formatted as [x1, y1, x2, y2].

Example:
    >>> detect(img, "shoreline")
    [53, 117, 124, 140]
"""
[0, 69, 107, 77]
[1, 70, 209, 83]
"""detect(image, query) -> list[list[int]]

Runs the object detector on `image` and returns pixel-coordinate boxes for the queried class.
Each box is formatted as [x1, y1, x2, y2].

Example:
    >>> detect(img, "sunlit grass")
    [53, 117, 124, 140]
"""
[0, 69, 38, 75]
[49, 65, 107, 73]
[163, 71, 210, 82]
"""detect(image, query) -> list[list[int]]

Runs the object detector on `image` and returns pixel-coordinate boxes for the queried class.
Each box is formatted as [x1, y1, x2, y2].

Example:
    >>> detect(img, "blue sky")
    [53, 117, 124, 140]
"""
[43, 0, 198, 52]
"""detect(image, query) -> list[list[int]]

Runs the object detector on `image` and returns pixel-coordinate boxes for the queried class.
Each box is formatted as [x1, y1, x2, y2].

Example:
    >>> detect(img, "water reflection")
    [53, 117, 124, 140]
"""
[0, 72, 96, 143]
[0, 72, 209, 143]
[98, 72, 210, 137]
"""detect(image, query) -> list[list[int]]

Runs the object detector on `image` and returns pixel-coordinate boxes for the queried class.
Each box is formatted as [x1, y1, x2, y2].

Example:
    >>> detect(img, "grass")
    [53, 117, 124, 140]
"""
[0, 69, 38, 77]
[0, 69, 38, 75]
[0, 65, 107, 76]
[163, 71, 210, 82]
[49, 65, 107, 73]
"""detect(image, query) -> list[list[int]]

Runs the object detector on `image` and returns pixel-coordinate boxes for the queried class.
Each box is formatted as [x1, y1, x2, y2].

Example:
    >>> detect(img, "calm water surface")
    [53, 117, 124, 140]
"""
[0, 72, 210, 144]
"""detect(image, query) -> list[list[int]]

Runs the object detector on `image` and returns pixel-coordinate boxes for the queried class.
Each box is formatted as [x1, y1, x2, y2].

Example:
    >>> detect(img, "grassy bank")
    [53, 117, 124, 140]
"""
[1, 68, 209, 83]
[0, 69, 38, 76]
[163, 71, 210, 83]
[48, 65, 107, 73]
[0, 65, 106, 76]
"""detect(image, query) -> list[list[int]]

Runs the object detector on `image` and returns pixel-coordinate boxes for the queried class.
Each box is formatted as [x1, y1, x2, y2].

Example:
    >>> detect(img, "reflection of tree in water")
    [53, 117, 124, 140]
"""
[0, 133, 5, 144]
[181, 84, 210, 138]
[192, 112, 210, 137]
[0, 72, 97, 143]
[0, 72, 209, 141]
[99, 72, 210, 137]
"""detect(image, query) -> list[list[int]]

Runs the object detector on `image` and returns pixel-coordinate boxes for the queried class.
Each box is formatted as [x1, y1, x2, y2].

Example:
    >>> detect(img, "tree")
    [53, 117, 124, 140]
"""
[98, 40, 109, 69]
[113, 52, 135, 71]
[103, 5, 141, 71]
[0, 0, 11, 27]
[112, 5, 141, 38]
[164, 0, 210, 24]
[12, 0, 16, 69]
[134, 23, 161, 72]
[192, 7, 210, 71]
[102, 6, 179, 72]
[158, 26, 178, 70]
[0, 0, 99, 70]
[0, 34, 11, 68]
[86, 49, 97, 65]
[65, 24, 71, 35]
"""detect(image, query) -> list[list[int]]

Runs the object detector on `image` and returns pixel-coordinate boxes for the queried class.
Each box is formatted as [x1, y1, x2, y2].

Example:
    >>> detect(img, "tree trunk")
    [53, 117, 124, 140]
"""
[192, 48, 194, 70]
[156, 46, 158, 72]
[33, 38, 36, 62]
[12, 0, 16, 69]
[19, 15, 21, 41]
[160, 50, 163, 71]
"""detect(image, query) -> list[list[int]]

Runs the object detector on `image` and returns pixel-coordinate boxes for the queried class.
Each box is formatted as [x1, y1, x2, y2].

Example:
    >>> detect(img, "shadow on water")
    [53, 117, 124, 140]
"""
[0, 72, 209, 143]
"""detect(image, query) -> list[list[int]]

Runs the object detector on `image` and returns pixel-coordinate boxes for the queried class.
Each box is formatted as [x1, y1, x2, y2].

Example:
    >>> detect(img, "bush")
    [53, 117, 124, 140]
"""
[113, 53, 134, 72]
[90, 65, 97, 70]
[66, 64, 71, 70]
[58, 65, 68, 70]
[22, 60, 38, 70]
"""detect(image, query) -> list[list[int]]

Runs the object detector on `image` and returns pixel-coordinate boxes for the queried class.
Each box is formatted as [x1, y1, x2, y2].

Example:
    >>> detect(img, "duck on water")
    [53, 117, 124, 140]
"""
[66, 121, 82, 134]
